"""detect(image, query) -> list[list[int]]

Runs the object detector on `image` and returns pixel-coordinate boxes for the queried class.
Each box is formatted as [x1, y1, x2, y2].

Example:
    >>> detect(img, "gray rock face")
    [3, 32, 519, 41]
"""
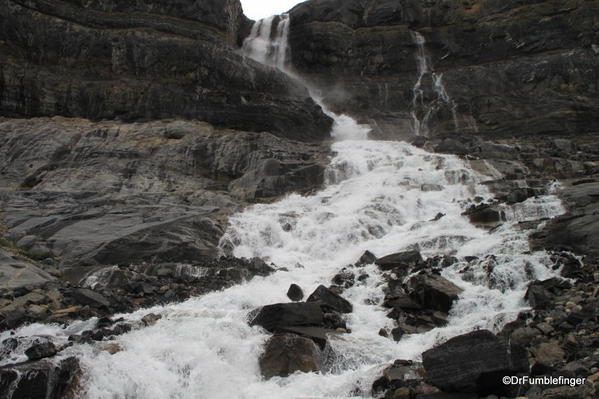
[0, 0, 332, 141]
[288, 0, 599, 140]
[0, 250, 56, 290]
[422, 330, 529, 395]
[532, 181, 599, 264]
[0, 118, 328, 271]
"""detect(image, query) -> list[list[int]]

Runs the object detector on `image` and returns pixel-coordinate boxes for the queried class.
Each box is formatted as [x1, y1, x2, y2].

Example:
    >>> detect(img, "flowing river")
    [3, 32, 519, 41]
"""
[0, 13, 567, 399]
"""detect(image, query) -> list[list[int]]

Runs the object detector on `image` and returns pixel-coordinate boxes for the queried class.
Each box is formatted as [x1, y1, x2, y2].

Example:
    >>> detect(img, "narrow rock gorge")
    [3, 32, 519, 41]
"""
[0, 0, 598, 399]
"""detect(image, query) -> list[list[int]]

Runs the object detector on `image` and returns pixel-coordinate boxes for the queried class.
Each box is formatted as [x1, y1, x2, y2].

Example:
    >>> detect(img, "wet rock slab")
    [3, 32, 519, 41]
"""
[422, 330, 528, 396]
[0, 357, 80, 399]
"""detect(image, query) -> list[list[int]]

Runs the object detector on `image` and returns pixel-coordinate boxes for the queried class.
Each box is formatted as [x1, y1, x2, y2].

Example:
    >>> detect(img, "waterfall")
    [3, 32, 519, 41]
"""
[410, 31, 459, 136]
[242, 14, 290, 69]
[0, 14, 567, 399]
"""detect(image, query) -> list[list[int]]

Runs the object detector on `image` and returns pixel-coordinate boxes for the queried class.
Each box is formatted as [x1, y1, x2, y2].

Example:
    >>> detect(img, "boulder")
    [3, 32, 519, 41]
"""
[70, 288, 110, 309]
[306, 285, 353, 313]
[286, 284, 304, 302]
[422, 330, 528, 395]
[276, 326, 335, 349]
[0, 250, 57, 290]
[331, 269, 355, 288]
[355, 250, 377, 266]
[249, 302, 324, 332]
[376, 251, 423, 272]
[525, 278, 571, 310]
[462, 204, 506, 228]
[259, 333, 322, 379]
[25, 341, 57, 361]
[141, 313, 162, 327]
[408, 273, 463, 314]
[0, 357, 80, 399]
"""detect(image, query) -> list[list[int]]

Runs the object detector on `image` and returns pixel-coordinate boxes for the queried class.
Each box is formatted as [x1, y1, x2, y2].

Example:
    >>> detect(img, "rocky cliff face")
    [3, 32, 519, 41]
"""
[0, 0, 332, 141]
[288, 0, 599, 268]
[0, 117, 328, 273]
[288, 0, 599, 140]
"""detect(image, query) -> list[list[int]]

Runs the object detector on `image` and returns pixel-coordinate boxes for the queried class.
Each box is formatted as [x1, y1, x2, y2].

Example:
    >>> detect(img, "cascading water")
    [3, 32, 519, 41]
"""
[410, 31, 459, 136]
[1, 15, 568, 399]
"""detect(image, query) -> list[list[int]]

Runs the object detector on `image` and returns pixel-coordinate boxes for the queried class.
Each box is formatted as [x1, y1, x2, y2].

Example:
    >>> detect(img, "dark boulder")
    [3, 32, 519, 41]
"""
[25, 341, 57, 361]
[408, 273, 463, 314]
[422, 330, 529, 395]
[259, 333, 323, 379]
[69, 288, 110, 309]
[249, 302, 324, 332]
[355, 250, 377, 267]
[462, 204, 506, 228]
[276, 326, 336, 349]
[376, 251, 423, 272]
[525, 278, 571, 310]
[286, 284, 304, 302]
[331, 268, 355, 288]
[307, 285, 353, 314]
[0, 356, 80, 399]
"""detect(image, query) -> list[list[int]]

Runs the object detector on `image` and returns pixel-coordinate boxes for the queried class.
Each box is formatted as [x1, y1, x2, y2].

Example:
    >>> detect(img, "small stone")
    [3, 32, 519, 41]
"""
[531, 341, 565, 366]
[51, 306, 81, 316]
[536, 322, 554, 335]
[378, 328, 389, 338]
[414, 383, 439, 395]
[141, 313, 162, 327]
[286, 284, 304, 301]
[588, 372, 599, 383]
[99, 343, 123, 354]
[391, 327, 404, 342]
[392, 387, 411, 399]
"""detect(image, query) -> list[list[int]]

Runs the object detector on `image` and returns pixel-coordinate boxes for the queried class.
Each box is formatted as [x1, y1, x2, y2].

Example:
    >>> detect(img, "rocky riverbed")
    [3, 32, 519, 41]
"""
[1, 0, 598, 398]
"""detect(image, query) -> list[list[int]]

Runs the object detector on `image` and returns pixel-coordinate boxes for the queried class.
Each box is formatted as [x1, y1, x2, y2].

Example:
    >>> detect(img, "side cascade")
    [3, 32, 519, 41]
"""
[410, 31, 459, 136]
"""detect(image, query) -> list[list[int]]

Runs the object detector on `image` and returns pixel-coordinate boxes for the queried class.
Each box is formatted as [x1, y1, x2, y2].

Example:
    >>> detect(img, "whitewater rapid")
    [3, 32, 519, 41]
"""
[1, 13, 568, 399]
[1, 136, 565, 398]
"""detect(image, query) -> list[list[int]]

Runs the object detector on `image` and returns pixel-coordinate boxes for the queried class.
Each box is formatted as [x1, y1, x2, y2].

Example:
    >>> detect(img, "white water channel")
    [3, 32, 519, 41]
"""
[1, 14, 566, 399]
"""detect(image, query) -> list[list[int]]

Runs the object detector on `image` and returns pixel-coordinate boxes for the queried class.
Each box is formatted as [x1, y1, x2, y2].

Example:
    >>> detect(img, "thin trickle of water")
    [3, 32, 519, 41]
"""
[0, 14, 568, 399]
[410, 31, 459, 136]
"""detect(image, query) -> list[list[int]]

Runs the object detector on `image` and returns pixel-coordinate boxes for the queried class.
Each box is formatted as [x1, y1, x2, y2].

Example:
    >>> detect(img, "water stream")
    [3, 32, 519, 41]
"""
[1, 14, 567, 399]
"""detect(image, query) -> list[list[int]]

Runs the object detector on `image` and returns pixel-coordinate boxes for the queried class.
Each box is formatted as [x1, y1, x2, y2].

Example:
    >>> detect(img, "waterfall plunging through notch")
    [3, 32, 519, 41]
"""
[242, 14, 371, 142]
[0, 13, 568, 399]
[242, 14, 290, 70]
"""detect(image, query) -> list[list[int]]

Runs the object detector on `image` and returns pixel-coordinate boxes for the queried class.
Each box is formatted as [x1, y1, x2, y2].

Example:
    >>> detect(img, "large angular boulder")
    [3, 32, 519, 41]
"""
[249, 302, 324, 332]
[69, 288, 110, 309]
[306, 285, 353, 313]
[422, 330, 529, 395]
[525, 278, 571, 310]
[0, 357, 80, 399]
[408, 273, 463, 314]
[25, 341, 57, 361]
[462, 204, 506, 228]
[259, 333, 323, 379]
